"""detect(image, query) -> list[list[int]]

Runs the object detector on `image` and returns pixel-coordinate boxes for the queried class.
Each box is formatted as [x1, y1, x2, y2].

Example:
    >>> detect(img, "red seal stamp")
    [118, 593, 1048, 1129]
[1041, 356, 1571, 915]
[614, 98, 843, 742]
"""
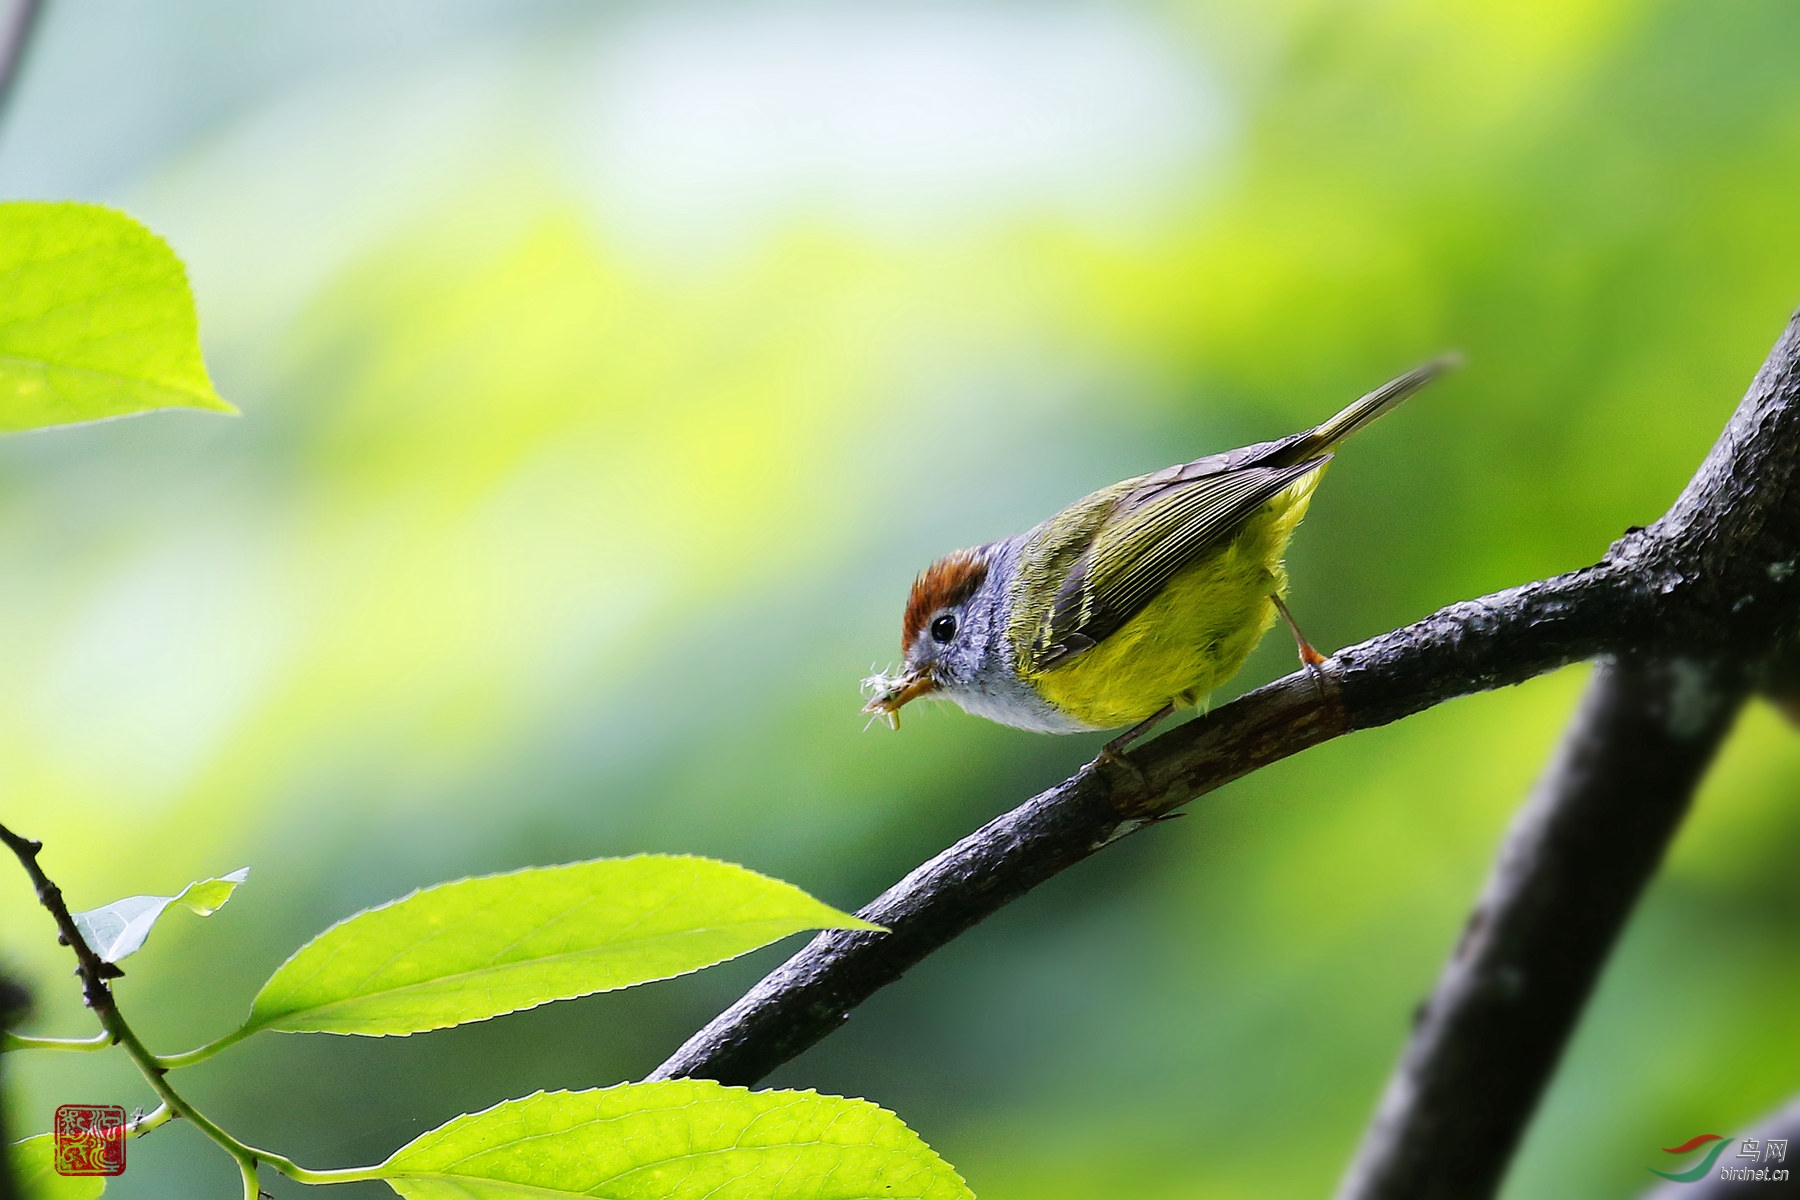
[53, 1104, 127, 1176]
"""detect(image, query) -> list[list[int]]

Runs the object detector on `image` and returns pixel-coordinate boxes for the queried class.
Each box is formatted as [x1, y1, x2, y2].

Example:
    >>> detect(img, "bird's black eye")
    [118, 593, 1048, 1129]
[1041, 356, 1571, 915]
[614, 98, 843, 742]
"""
[930, 614, 957, 644]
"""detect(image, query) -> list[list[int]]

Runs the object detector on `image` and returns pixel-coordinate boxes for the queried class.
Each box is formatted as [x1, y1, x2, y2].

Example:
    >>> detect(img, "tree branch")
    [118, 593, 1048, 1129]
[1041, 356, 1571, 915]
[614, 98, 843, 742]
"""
[0, 824, 125, 1017]
[1334, 658, 1746, 1200]
[652, 567, 1630, 1085]
[1330, 310, 1800, 1199]
[0, 0, 42, 125]
[653, 309, 1800, 1091]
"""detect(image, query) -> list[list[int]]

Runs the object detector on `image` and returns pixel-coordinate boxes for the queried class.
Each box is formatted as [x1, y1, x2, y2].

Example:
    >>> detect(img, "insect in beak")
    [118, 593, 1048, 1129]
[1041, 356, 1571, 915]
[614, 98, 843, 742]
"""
[861, 668, 938, 729]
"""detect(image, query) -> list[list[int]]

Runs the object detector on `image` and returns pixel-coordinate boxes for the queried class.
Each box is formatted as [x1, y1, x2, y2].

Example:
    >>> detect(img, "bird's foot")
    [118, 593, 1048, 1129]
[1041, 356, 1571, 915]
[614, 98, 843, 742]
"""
[1271, 593, 1330, 699]
[1089, 702, 1176, 782]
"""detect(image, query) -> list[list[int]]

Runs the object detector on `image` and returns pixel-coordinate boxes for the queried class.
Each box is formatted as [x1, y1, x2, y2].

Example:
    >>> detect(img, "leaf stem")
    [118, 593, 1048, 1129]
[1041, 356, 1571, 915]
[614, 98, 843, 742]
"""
[152, 1024, 253, 1070]
[106, 1010, 384, 1185]
[1, 1029, 110, 1052]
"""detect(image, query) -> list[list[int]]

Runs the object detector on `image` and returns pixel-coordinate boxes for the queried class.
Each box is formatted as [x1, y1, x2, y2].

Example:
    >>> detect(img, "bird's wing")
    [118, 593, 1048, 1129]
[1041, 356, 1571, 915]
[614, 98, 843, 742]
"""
[1030, 455, 1330, 669]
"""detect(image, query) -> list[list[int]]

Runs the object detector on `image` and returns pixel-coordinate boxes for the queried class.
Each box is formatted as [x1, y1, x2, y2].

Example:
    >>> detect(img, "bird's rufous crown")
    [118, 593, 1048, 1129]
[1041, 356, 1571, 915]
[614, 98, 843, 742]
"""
[901, 548, 989, 652]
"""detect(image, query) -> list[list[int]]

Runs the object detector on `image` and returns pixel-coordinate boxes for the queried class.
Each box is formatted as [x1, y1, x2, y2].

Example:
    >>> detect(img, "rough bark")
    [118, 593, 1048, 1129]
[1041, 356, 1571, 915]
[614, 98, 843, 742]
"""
[1333, 310, 1800, 1198]
[1335, 658, 1746, 1200]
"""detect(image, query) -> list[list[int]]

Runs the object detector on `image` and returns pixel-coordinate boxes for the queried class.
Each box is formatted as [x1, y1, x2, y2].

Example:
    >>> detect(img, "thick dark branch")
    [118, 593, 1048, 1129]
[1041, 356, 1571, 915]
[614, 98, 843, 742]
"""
[1334, 658, 1746, 1200]
[1655, 312, 1800, 575]
[653, 566, 1632, 1085]
[654, 310, 1800, 1110]
[1329, 310, 1800, 1199]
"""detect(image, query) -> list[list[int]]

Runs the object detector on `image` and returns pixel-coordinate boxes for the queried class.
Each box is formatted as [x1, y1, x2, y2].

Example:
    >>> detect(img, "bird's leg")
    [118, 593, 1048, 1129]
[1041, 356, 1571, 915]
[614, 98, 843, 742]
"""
[1094, 701, 1176, 768]
[1270, 592, 1328, 696]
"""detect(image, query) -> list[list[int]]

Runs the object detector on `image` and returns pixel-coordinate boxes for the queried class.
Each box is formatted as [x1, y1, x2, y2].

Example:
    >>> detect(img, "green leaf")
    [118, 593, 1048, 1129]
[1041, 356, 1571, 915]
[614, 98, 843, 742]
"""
[12, 1134, 107, 1200]
[246, 855, 879, 1037]
[70, 867, 249, 964]
[376, 1081, 972, 1200]
[0, 200, 234, 432]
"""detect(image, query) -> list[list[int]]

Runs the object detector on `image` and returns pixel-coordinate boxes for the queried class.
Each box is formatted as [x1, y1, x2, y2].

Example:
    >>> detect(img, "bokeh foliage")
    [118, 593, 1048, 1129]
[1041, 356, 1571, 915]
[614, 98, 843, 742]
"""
[3, 1, 1799, 1197]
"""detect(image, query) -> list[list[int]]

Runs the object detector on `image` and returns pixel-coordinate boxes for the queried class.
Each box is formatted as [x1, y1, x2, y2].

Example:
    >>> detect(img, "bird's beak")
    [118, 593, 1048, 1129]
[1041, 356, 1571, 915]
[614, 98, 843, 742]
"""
[862, 668, 938, 729]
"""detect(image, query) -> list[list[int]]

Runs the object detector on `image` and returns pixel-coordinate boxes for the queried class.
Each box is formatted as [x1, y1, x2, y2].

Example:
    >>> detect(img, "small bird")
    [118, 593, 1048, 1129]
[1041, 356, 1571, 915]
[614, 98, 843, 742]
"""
[863, 358, 1455, 752]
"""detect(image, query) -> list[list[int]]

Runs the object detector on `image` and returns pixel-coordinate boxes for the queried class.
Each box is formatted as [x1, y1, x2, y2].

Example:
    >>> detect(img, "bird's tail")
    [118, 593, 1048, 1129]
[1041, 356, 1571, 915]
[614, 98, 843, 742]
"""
[1300, 353, 1461, 455]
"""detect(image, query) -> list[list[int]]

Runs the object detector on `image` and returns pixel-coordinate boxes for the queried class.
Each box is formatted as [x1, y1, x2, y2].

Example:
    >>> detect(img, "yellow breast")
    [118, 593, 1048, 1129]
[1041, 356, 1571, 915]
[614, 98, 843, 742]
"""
[1023, 473, 1320, 729]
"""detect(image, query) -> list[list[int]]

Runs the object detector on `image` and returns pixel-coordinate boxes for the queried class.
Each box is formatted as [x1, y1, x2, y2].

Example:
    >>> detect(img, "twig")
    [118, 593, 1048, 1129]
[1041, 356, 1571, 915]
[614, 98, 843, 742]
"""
[1334, 657, 1746, 1199]
[0, 0, 42, 125]
[0, 823, 386, 1199]
[0, 822, 263, 1198]
[0, 825, 125, 1019]
[653, 306, 1800, 1143]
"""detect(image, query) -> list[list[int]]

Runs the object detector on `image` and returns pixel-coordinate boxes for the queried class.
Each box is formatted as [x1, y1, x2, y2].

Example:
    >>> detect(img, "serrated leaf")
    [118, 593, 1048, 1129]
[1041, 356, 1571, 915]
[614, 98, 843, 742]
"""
[246, 855, 879, 1037]
[70, 867, 249, 964]
[377, 1081, 972, 1200]
[0, 200, 234, 432]
[12, 1133, 107, 1200]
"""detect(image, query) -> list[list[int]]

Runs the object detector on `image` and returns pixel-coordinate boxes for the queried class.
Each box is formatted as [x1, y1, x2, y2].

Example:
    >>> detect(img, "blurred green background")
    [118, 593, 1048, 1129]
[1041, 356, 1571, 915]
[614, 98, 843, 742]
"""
[3, 1, 1799, 1197]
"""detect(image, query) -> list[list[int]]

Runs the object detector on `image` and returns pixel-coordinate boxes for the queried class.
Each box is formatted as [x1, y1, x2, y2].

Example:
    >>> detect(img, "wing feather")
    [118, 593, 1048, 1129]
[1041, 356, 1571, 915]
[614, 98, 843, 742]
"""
[1031, 455, 1329, 668]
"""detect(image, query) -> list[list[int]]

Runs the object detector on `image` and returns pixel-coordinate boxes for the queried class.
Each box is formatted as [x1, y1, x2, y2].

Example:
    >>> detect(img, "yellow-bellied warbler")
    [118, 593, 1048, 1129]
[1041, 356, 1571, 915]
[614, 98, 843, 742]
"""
[863, 358, 1456, 747]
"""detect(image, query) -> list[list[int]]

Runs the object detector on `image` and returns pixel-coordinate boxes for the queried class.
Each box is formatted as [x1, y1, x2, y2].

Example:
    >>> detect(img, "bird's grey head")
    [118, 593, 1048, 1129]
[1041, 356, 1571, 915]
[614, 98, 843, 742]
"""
[862, 535, 1099, 734]
[862, 541, 1014, 724]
